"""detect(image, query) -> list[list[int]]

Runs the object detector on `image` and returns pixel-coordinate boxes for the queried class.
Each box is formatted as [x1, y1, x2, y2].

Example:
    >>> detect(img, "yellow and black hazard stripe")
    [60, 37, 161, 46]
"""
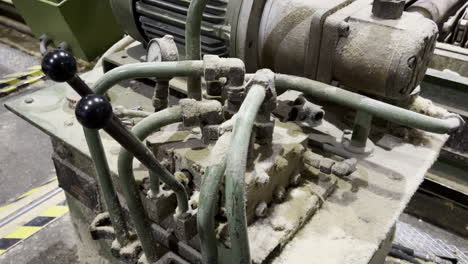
[0, 177, 56, 214]
[0, 65, 45, 97]
[0, 200, 68, 255]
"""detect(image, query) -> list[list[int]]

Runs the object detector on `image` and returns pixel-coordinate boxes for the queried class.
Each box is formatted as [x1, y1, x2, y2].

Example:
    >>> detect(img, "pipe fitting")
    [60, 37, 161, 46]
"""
[203, 55, 246, 86]
[146, 35, 179, 111]
[331, 158, 357, 177]
[179, 99, 224, 127]
[288, 99, 324, 125]
[246, 69, 277, 145]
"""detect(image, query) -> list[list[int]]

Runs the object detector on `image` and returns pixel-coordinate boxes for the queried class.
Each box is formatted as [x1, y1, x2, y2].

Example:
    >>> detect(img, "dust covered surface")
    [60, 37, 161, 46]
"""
[271, 120, 447, 264]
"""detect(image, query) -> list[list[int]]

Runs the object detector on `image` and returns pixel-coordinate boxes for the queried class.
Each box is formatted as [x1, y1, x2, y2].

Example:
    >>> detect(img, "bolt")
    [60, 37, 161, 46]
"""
[64, 119, 74, 126]
[319, 158, 336, 174]
[338, 22, 350, 37]
[255, 171, 270, 185]
[331, 158, 358, 177]
[255, 201, 268, 218]
[121, 119, 134, 126]
[175, 171, 190, 186]
[274, 186, 286, 203]
[290, 174, 301, 186]
[191, 163, 201, 173]
[24, 97, 34, 104]
[160, 159, 171, 170]
[407, 56, 417, 69]
[130, 105, 144, 111]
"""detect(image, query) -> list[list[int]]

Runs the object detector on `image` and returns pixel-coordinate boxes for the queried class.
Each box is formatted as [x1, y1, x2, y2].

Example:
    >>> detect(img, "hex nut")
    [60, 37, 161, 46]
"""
[372, 0, 405, 19]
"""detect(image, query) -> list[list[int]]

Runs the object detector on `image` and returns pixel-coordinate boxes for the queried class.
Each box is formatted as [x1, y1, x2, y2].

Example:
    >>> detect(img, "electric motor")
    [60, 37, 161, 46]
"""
[111, 0, 439, 101]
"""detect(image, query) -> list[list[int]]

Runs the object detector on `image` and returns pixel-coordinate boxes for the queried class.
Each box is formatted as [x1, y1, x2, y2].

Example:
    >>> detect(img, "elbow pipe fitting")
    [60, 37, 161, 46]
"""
[290, 101, 325, 123]
[179, 99, 224, 127]
[204, 55, 246, 86]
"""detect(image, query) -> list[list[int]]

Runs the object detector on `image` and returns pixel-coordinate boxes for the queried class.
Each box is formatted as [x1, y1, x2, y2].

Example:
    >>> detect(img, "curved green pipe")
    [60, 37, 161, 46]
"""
[91, 62, 204, 210]
[225, 84, 266, 264]
[93, 61, 205, 95]
[83, 128, 129, 246]
[185, 0, 208, 100]
[198, 162, 226, 264]
[275, 74, 463, 134]
[115, 107, 185, 261]
[118, 106, 186, 213]
[82, 62, 203, 261]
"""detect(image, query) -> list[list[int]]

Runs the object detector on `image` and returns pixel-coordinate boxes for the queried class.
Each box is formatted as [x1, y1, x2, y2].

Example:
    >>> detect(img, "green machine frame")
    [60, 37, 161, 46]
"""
[12, 0, 123, 61]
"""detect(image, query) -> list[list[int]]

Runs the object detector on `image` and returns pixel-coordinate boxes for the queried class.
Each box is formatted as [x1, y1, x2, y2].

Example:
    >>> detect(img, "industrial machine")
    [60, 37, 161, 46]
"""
[5, 0, 468, 263]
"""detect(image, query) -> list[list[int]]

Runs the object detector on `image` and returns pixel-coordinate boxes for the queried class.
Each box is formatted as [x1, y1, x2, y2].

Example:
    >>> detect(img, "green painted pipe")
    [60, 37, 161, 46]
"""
[93, 61, 205, 95]
[198, 162, 226, 264]
[92, 62, 204, 209]
[83, 62, 203, 262]
[116, 107, 185, 261]
[83, 128, 129, 246]
[185, 0, 208, 100]
[118, 109, 152, 118]
[275, 74, 463, 134]
[118, 106, 187, 212]
[225, 84, 266, 264]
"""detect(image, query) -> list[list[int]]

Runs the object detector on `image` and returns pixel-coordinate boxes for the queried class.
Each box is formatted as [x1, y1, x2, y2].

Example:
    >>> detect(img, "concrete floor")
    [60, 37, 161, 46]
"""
[0, 41, 78, 263]
[0, 214, 78, 264]
[0, 43, 54, 205]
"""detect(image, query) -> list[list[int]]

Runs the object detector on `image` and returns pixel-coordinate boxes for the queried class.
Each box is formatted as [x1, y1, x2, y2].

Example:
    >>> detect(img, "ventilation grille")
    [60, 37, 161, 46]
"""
[135, 0, 229, 56]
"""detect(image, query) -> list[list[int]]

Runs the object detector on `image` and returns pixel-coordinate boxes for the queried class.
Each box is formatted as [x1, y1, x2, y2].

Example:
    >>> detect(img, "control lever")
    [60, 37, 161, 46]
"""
[41, 50, 181, 197]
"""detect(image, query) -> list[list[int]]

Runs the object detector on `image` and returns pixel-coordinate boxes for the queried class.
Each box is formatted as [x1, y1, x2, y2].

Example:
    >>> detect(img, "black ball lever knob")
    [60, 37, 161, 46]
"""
[75, 94, 113, 129]
[41, 49, 77, 82]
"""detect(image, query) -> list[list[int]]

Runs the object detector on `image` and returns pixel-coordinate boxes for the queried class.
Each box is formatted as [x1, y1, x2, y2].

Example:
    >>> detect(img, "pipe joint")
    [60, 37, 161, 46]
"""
[246, 69, 277, 113]
[203, 55, 246, 86]
[443, 113, 466, 133]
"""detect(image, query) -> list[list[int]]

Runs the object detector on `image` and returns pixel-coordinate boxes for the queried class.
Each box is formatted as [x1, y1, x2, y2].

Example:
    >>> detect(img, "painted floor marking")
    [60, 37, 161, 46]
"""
[0, 177, 56, 214]
[0, 200, 68, 255]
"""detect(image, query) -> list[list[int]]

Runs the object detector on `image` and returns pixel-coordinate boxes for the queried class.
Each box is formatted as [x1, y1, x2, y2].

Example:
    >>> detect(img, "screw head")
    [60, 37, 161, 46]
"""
[75, 94, 113, 129]
[41, 49, 77, 82]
